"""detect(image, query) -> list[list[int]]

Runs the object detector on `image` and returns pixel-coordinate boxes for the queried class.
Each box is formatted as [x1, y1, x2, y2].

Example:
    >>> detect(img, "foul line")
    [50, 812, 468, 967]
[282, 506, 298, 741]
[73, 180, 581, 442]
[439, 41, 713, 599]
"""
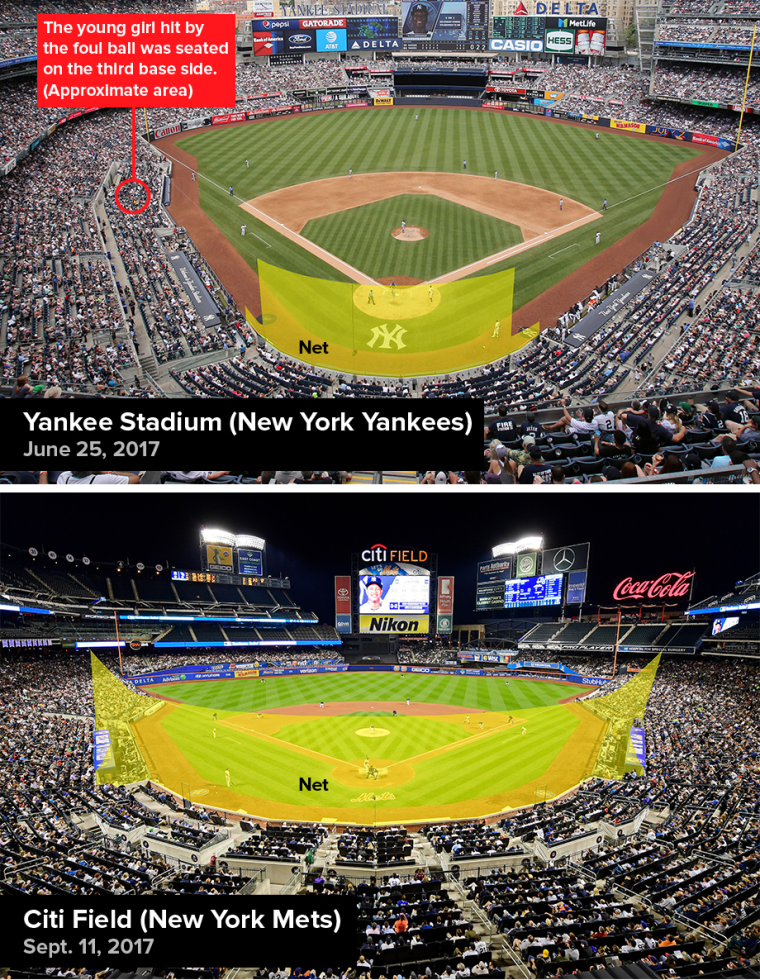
[239, 199, 375, 284]
[550, 242, 580, 258]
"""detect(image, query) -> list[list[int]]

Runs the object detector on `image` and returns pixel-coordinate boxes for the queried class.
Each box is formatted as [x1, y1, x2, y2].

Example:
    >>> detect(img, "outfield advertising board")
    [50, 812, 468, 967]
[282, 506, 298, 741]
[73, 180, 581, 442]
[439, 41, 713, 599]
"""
[360, 614, 430, 632]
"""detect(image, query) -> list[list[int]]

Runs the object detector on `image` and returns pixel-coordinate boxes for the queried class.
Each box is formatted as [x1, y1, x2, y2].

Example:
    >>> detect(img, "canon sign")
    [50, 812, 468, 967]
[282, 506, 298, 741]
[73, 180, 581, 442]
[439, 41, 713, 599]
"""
[612, 571, 695, 602]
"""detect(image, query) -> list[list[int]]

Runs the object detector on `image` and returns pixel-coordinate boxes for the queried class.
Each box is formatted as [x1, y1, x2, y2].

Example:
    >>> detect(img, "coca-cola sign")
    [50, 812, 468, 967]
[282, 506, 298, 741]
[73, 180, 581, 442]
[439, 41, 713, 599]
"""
[613, 571, 695, 602]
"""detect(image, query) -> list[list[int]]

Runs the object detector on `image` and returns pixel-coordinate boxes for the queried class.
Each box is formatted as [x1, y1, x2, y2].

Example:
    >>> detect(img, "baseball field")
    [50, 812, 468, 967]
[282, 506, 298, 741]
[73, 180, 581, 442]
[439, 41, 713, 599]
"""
[162, 106, 710, 375]
[125, 671, 609, 824]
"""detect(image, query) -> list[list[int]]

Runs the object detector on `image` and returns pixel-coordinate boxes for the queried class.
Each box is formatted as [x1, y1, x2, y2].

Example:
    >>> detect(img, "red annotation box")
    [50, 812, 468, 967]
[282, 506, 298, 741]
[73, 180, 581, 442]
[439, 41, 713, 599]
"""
[37, 14, 236, 108]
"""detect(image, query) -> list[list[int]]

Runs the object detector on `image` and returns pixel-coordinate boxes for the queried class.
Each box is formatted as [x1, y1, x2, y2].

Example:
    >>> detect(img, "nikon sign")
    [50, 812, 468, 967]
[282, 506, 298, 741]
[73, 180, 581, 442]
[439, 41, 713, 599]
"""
[360, 614, 430, 633]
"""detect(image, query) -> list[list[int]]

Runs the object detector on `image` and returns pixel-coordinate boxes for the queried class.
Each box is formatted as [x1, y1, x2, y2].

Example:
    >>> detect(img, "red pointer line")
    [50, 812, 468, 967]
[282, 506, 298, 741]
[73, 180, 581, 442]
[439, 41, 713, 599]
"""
[132, 106, 136, 179]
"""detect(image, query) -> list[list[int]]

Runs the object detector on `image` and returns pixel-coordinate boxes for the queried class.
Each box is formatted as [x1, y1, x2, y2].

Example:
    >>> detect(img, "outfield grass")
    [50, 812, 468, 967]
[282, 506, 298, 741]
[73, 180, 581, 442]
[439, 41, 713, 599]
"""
[153, 672, 591, 713]
[302, 194, 523, 281]
[177, 106, 703, 317]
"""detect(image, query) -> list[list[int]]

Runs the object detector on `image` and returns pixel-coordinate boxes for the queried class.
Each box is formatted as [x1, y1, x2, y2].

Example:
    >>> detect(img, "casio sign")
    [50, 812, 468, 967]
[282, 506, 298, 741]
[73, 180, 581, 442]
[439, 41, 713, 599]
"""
[489, 38, 544, 51]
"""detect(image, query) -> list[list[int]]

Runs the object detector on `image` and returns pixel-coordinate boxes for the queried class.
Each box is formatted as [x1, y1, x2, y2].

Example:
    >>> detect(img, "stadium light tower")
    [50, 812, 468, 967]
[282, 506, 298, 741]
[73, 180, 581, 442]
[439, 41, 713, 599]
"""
[491, 536, 543, 558]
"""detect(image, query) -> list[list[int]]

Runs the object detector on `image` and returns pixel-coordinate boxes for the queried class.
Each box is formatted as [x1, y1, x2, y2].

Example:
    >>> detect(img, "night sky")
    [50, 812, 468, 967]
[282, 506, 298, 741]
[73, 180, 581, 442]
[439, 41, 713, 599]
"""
[1, 491, 757, 624]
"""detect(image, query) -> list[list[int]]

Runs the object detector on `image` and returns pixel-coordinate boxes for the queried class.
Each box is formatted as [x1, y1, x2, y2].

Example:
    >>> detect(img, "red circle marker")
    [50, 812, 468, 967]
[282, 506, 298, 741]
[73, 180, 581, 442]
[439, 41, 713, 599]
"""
[115, 178, 152, 215]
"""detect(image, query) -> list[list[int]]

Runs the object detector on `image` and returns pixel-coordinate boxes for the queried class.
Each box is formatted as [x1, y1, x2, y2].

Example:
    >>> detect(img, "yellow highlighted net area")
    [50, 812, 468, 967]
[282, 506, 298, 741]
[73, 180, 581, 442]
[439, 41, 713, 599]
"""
[584, 653, 661, 780]
[92, 654, 154, 785]
[256, 260, 537, 377]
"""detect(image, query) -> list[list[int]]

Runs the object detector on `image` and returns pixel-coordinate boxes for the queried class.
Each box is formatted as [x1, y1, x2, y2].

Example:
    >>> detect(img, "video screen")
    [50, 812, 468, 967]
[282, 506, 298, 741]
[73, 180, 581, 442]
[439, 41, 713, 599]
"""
[504, 573, 563, 609]
[401, 0, 488, 51]
[712, 616, 741, 635]
[359, 573, 430, 615]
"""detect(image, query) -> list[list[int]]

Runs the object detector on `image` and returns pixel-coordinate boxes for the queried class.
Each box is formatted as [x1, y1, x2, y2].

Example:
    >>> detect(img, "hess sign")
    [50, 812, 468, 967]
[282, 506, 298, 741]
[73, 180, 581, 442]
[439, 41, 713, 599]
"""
[613, 571, 694, 602]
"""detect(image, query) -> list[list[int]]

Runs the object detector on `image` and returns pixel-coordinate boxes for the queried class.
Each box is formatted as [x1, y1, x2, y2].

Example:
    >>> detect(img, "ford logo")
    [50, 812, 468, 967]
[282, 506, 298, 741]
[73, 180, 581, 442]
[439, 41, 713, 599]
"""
[289, 34, 311, 43]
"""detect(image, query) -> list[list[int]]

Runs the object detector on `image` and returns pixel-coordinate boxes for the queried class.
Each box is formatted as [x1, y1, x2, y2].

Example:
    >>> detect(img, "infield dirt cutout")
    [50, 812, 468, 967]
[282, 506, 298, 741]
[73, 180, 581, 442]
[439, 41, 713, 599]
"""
[241, 172, 599, 284]
[392, 226, 429, 241]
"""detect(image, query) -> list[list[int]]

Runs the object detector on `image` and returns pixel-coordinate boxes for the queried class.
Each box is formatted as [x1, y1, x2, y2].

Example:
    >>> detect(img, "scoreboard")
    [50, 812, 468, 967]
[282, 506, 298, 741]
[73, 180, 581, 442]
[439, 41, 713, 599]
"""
[504, 573, 564, 609]
[171, 569, 274, 587]
[492, 16, 545, 40]
[402, 0, 489, 52]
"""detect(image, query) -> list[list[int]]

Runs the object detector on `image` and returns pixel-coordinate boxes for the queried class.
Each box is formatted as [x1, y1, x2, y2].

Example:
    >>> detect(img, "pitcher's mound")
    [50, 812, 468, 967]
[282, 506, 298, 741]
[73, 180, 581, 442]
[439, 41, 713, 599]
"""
[392, 226, 429, 241]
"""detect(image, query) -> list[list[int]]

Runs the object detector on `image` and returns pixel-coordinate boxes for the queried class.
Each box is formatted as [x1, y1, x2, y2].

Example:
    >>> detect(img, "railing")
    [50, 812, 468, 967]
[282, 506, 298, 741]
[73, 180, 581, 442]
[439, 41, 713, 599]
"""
[279, 869, 302, 895]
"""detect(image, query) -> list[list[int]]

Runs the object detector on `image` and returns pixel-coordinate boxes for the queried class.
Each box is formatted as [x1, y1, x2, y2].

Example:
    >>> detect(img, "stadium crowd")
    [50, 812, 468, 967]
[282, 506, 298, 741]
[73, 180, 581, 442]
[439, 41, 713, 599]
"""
[1, 9, 760, 488]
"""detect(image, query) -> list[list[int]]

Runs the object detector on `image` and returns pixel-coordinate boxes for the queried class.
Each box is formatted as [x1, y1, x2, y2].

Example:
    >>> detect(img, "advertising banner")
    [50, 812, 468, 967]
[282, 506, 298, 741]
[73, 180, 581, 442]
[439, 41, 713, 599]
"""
[437, 576, 454, 616]
[625, 727, 646, 768]
[238, 549, 263, 575]
[373, 96, 394, 105]
[515, 552, 538, 578]
[184, 115, 210, 130]
[436, 613, 453, 633]
[166, 251, 222, 328]
[567, 569, 587, 604]
[336, 613, 352, 632]
[475, 582, 506, 608]
[317, 28, 347, 50]
[212, 111, 247, 124]
[285, 30, 317, 51]
[610, 118, 645, 133]
[253, 32, 282, 55]
[360, 614, 429, 633]
[544, 27, 573, 52]
[543, 543, 589, 575]
[718, 136, 735, 150]
[94, 730, 116, 771]
[335, 575, 351, 615]
[647, 124, 689, 141]
[691, 131, 720, 146]
[477, 557, 513, 582]
[347, 37, 402, 48]
[154, 124, 181, 139]
[489, 37, 544, 51]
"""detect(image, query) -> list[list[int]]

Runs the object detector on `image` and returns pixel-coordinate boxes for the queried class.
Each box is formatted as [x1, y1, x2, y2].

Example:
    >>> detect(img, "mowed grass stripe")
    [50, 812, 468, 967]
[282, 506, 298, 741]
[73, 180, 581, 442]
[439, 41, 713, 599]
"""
[152, 673, 591, 712]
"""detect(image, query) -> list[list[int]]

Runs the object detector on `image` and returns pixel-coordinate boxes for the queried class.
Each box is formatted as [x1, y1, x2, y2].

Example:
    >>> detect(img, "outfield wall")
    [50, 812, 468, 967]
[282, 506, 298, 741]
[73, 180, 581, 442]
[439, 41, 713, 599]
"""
[129, 663, 609, 685]
[148, 98, 738, 152]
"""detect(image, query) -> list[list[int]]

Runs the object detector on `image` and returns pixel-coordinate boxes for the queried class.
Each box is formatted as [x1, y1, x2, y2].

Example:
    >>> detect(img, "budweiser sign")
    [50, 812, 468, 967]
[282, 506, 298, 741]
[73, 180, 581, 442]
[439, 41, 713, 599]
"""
[613, 571, 695, 601]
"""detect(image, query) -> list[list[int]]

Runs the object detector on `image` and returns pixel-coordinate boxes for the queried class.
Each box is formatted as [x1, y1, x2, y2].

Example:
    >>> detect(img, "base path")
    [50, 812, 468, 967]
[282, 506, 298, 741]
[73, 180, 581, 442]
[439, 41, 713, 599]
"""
[244, 172, 598, 285]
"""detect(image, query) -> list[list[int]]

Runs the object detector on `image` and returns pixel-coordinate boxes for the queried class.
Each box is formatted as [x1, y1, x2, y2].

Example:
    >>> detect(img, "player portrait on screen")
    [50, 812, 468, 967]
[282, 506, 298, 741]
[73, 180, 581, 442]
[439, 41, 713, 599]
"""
[403, 1, 439, 36]
[360, 576, 387, 613]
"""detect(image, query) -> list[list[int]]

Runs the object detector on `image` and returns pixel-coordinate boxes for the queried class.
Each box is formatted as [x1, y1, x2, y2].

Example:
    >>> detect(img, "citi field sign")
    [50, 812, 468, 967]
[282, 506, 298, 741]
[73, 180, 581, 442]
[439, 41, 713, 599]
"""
[361, 543, 429, 564]
[612, 571, 695, 602]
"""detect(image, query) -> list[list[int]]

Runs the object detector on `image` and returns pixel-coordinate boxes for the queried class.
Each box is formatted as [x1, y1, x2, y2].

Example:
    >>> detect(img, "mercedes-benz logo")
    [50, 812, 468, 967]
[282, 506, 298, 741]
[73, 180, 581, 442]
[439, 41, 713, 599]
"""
[553, 548, 576, 572]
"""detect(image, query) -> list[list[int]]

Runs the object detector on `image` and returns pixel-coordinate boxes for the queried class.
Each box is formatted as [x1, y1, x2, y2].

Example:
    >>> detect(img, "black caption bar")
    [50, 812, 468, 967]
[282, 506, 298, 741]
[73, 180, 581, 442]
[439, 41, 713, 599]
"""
[10, 896, 356, 969]
[4, 399, 484, 470]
